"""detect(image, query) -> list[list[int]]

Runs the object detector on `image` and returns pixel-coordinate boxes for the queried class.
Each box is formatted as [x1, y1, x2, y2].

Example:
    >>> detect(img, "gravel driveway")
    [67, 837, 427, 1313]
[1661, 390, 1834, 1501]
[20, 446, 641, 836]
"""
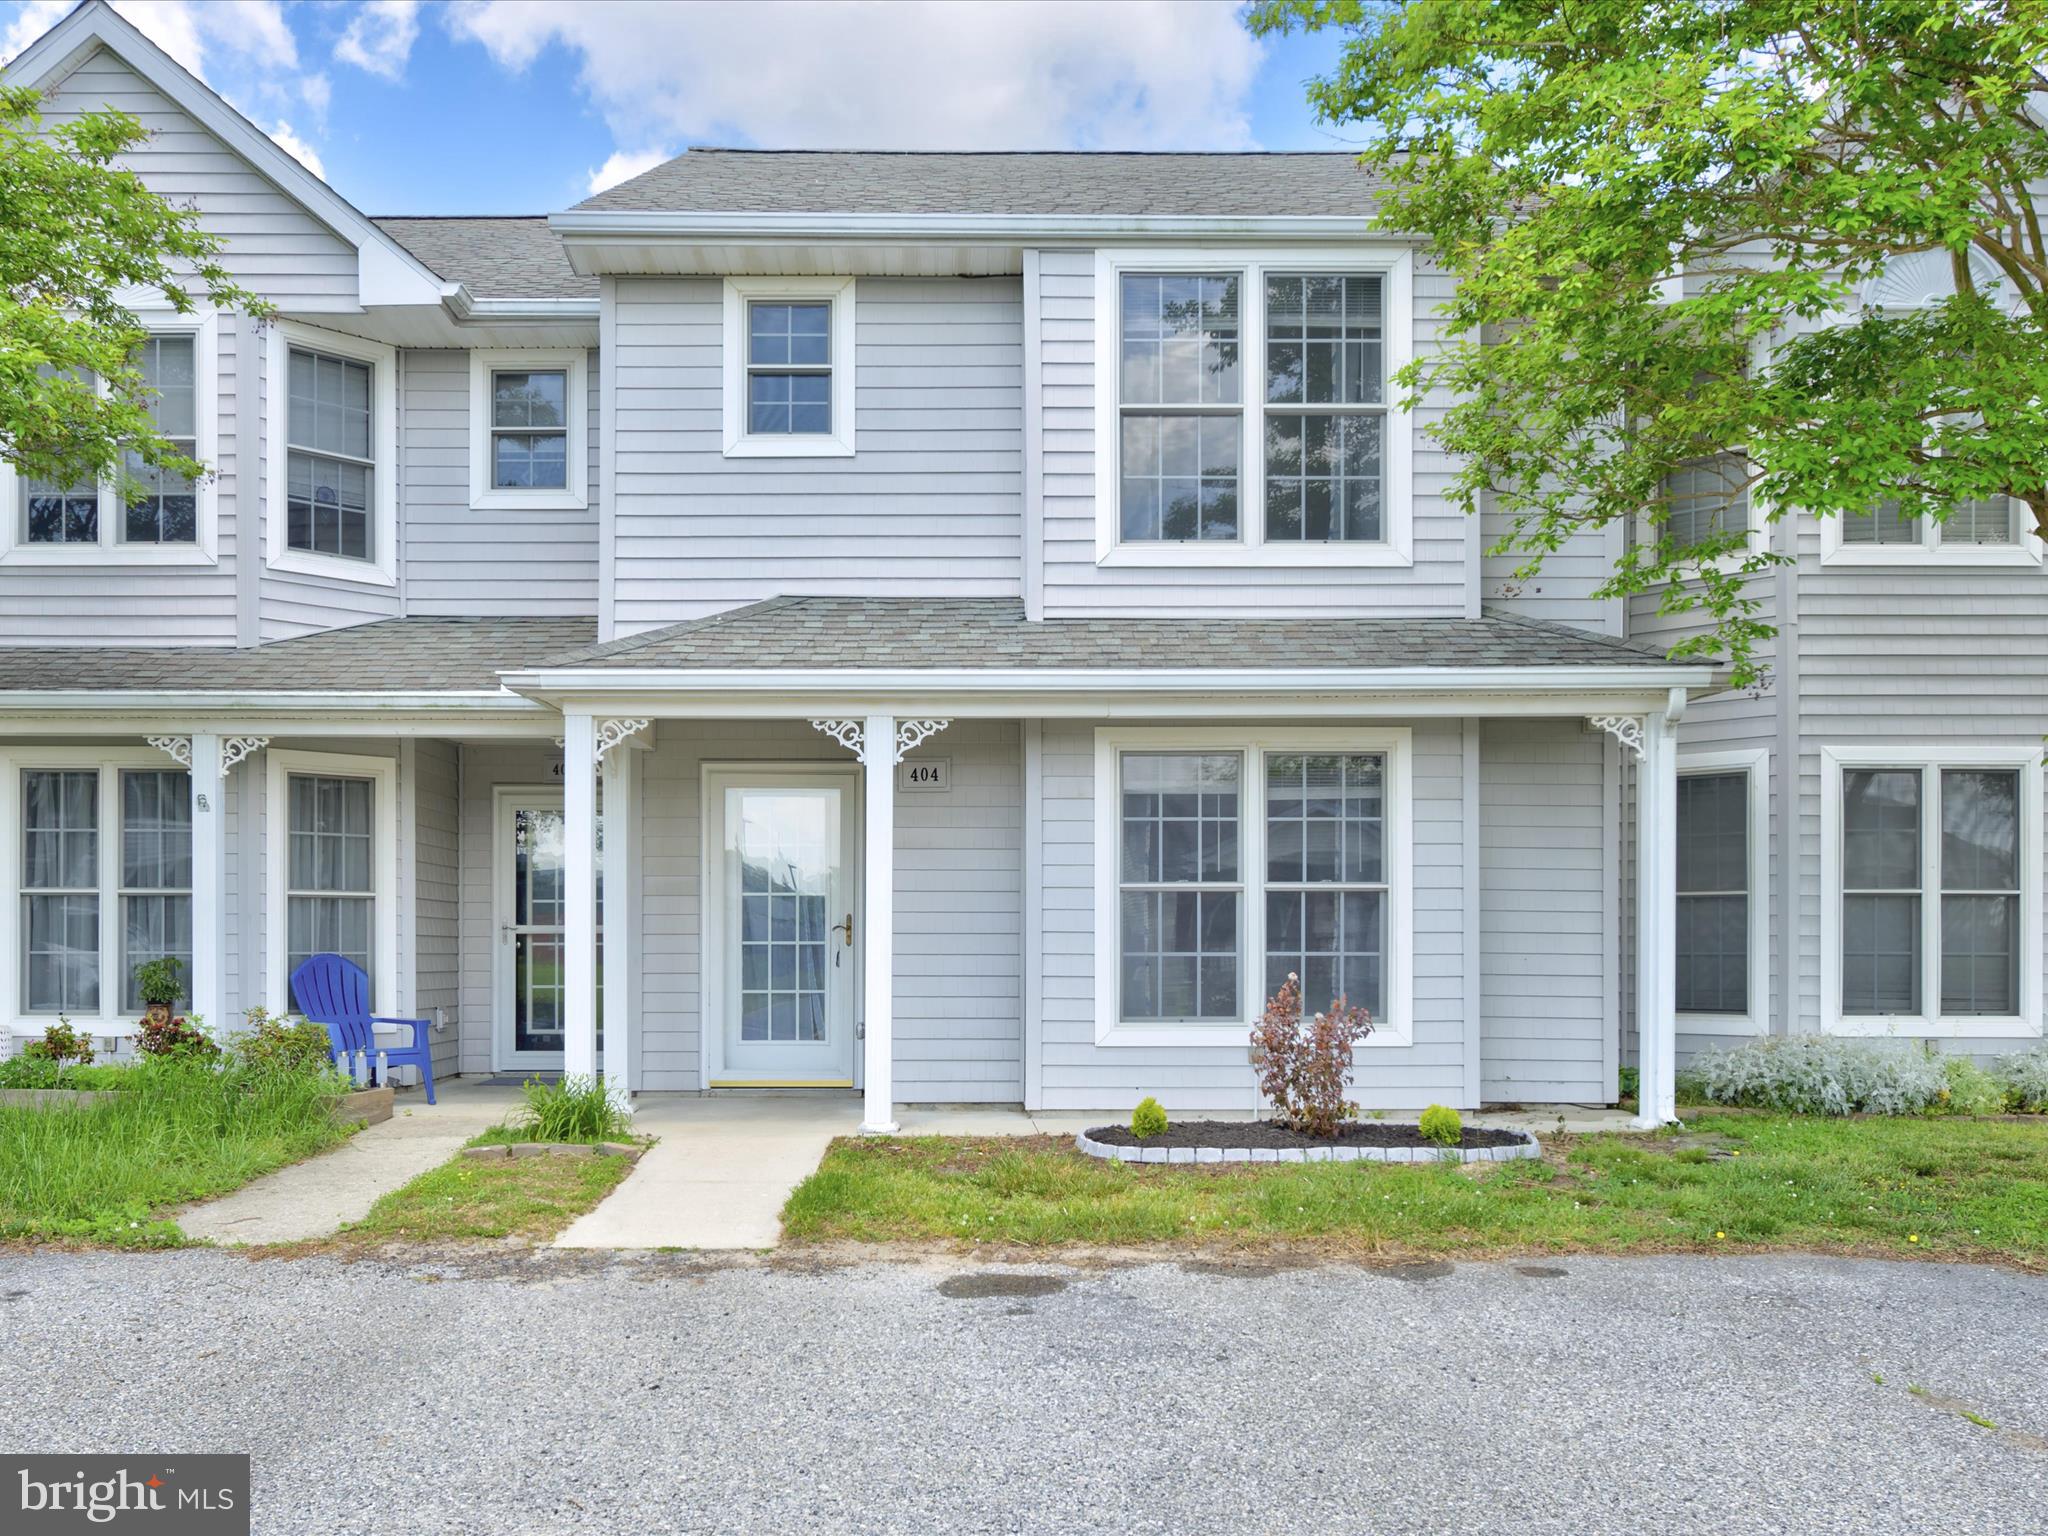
[2, 1248, 2041, 1534]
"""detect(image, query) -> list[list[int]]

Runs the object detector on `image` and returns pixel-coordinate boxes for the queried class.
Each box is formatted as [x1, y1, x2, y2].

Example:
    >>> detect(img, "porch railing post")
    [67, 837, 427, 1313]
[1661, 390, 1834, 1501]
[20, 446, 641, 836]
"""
[563, 711, 599, 1083]
[859, 712, 898, 1134]
[188, 732, 226, 1041]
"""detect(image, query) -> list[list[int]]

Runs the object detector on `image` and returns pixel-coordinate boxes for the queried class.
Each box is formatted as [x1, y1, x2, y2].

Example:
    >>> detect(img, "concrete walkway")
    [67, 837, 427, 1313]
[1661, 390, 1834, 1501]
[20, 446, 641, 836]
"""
[176, 1082, 519, 1245]
[553, 1095, 1642, 1252]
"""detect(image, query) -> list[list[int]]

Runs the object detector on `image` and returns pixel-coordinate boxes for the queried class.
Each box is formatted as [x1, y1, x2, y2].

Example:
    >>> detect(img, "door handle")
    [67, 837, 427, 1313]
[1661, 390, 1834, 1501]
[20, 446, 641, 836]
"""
[499, 920, 513, 947]
[832, 912, 854, 946]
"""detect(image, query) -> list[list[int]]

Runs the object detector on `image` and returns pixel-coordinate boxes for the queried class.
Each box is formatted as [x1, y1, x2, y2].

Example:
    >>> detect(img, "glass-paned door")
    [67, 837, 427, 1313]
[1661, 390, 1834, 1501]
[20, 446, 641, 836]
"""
[711, 774, 857, 1083]
[494, 794, 602, 1072]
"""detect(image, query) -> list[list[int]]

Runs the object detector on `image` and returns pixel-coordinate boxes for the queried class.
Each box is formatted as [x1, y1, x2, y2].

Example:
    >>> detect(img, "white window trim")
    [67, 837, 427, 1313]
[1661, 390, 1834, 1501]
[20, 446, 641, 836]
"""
[1818, 499, 2043, 569]
[0, 309, 220, 568]
[1091, 247, 1415, 569]
[467, 348, 589, 511]
[0, 746, 190, 1038]
[1091, 726, 1414, 1049]
[1676, 748, 1770, 1036]
[265, 320, 399, 587]
[265, 749, 399, 1020]
[721, 275, 857, 459]
[1819, 744, 2042, 1039]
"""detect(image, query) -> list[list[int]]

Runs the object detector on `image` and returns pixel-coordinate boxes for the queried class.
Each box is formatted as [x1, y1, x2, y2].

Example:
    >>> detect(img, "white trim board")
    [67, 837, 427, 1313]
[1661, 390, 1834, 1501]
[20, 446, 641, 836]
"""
[1676, 747, 1771, 1037]
[1090, 725, 1415, 1050]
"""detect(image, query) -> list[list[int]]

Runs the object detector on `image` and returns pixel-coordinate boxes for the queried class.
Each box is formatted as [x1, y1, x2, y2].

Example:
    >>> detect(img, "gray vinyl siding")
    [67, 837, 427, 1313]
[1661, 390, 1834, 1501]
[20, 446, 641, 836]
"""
[1481, 494, 1621, 634]
[632, 719, 1023, 1098]
[607, 277, 1023, 634]
[1031, 249, 1469, 618]
[1480, 720, 1613, 1103]
[1785, 512, 2048, 1053]
[413, 740, 462, 1079]
[39, 48, 359, 306]
[1032, 719, 1469, 1112]
[400, 351, 601, 615]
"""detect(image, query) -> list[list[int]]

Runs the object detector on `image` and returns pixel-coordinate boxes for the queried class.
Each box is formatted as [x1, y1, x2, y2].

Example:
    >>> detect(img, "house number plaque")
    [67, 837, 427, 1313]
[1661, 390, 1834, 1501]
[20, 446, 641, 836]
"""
[897, 757, 951, 792]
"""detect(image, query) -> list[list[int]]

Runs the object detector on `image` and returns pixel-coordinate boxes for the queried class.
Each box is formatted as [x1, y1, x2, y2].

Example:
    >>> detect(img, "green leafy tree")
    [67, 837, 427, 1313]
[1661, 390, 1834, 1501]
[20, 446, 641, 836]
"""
[1249, 0, 2048, 684]
[0, 81, 268, 501]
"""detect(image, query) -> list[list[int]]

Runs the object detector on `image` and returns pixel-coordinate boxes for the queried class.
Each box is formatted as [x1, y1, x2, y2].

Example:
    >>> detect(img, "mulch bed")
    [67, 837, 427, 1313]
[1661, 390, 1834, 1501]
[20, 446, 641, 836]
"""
[1087, 1119, 1528, 1152]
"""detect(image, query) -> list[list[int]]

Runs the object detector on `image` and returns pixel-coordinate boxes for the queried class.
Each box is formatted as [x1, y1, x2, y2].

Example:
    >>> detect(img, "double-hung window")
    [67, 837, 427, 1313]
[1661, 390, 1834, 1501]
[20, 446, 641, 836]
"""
[489, 369, 568, 490]
[1118, 273, 1242, 542]
[1661, 454, 1751, 553]
[1263, 274, 1386, 543]
[8, 753, 194, 1025]
[1097, 251, 1412, 564]
[721, 277, 856, 457]
[1675, 758, 1766, 1028]
[1825, 749, 2040, 1035]
[1098, 730, 1413, 1046]
[121, 336, 198, 544]
[468, 349, 588, 510]
[284, 773, 375, 1009]
[286, 346, 374, 562]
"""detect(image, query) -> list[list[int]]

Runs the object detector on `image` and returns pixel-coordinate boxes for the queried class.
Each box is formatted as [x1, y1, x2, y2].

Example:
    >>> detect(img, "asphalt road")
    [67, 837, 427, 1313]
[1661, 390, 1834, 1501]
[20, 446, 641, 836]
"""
[2, 1248, 2040, 1534]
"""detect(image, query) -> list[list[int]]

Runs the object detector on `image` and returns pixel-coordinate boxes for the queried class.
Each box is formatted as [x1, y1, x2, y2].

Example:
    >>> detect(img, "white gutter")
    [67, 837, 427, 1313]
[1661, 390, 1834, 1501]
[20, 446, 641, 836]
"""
[0, 689, 547, 713]
[500, 663, 1715, 696]
[440, 286, 601, 324]
[550, 211, 1407, 246]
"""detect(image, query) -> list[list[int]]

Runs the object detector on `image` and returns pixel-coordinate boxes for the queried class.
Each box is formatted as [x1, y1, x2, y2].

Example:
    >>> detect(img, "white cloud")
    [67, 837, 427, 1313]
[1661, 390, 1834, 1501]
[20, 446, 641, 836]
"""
[586, 146, 670, 197]
[266, 118, 324, 178]
[443, 0, 1265, 153]
[335, 0, 420, 81]
[104, 0, 298, 76]
[299, 71, 332, 123]
[3, 0, 76, 63]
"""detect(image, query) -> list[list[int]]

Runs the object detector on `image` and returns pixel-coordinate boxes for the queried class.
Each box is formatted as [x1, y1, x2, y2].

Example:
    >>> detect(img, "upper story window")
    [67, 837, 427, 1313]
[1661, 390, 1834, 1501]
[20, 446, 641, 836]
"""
[1263, 274, 1385, 543]
[1841, 495, 2021, 552]
[1661, 454, 1750, 551]
[2, 317, 218, 566]
[267, 322, 397, 585]
[468, 349, 588, 512]
[722, 277, 857, 459]
[285, 346, 374, 562]
[1093, 250, 1414, 569]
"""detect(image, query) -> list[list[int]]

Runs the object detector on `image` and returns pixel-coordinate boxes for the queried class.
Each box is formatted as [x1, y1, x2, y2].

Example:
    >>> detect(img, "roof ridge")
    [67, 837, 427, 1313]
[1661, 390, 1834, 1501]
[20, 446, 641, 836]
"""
[539, 595, 806, 667]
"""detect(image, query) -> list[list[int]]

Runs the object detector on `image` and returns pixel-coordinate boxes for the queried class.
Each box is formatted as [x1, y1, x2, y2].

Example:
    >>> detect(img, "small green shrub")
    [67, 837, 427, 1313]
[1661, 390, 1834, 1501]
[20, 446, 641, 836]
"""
[1618, 1065, 1640, 1102]
[1997, 1047, 2048, 1113]
[1130, 1096, 1168, 1139]
[230, 1008, 334, 1076]
[0, 1057, 137, 1090]
[509, 1075, 631, 1144]
[1935, 1056, 2007, 1117]
[22, 1019, 94, 1067]
[1418, 1103, 1463, 1146]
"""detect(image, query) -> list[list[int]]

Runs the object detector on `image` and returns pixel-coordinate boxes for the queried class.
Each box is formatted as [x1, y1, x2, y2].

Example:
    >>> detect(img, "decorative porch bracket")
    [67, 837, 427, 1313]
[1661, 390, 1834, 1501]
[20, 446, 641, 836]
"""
[1586, 715, 1647, 761]
[809, 717, 953, 765]
[146, 735, 268, 776]
[594, 717, 651, 761]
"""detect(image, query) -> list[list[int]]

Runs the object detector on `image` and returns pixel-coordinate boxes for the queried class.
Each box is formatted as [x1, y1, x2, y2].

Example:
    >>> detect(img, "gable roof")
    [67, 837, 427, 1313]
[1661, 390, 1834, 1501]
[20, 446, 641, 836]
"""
[576, 148, 1384, 217]
[373, 217, 597, 300]
[4, 1, 445, 307]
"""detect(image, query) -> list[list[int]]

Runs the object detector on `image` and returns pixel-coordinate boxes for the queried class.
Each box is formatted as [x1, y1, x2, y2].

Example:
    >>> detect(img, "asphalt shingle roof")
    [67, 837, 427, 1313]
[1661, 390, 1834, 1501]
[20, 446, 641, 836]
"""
[535, 598, 1675, 673]
[575, 149, 1385, 217]
[0, 617, 597, 694]
[372, 216, 597, 300]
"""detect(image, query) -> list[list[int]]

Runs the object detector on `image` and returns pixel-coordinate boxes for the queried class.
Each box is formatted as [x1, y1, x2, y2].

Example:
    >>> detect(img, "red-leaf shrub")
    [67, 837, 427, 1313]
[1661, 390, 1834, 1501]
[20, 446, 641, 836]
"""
[23, 1019, 94, 1066]
[136, 1010, 217, 1061]
[1249, 972, 1373, 1138]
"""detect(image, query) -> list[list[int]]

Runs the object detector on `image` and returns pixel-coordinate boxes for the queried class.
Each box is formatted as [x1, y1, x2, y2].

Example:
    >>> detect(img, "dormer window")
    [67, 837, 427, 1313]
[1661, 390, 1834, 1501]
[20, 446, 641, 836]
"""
[1094, 249, 1413, 568]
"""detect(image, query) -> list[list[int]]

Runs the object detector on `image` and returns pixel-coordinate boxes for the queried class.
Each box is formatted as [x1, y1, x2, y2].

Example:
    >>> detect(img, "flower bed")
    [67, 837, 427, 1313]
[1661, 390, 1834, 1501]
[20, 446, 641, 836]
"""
[1079, 1118, 1540, 1165]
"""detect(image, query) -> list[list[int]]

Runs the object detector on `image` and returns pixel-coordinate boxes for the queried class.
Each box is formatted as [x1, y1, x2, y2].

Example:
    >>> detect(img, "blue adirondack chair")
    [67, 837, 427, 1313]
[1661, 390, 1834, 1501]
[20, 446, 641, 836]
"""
[290, 953, 437, 1105]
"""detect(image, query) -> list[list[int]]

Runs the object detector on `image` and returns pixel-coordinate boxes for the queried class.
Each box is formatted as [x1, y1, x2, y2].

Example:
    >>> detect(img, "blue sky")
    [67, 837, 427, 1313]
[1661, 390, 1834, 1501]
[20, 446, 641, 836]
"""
[1, 1, 1365, 215]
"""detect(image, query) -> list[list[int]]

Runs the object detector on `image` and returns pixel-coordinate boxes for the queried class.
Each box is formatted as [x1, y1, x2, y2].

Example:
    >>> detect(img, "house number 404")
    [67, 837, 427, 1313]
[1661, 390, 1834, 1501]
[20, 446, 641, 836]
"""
[897, 758, 950, 792]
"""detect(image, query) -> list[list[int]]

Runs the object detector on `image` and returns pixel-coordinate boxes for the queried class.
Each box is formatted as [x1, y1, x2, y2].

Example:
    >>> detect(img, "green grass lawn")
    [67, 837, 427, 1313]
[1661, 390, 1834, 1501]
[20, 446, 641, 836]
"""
[781, 1114, 2048, 1265]
[306, 1151, 632, 1249]
[0, 1064, 352, 1248]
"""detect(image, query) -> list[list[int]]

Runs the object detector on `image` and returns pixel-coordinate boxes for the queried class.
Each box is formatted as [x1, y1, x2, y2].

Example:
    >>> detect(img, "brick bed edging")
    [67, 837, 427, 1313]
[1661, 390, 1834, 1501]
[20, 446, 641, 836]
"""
[1074, 1127, 1542, 1166]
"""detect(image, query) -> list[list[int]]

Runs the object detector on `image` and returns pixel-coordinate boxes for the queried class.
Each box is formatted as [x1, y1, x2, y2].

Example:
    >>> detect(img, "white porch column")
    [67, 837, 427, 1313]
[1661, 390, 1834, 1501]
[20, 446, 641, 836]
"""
[859, 713, 898, 1134]
[563, 711, 599, 1083]
[1634, 701, 1682, 1128]
[600, 742, 635, 1110]
[188, 733, 226, 1040]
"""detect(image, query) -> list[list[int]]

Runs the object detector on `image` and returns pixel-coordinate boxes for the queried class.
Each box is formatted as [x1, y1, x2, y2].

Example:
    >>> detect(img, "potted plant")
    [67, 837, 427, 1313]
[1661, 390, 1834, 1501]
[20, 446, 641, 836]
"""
[132, 956, 185, 1029]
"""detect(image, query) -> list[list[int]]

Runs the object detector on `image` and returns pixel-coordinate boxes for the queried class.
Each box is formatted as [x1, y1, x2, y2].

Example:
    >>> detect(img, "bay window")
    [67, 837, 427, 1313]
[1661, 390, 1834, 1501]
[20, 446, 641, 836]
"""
[119, 769, 192, 1011]
[1094, 249, 1413, 565]
[121, 335, 198, 544]
[1824, 749, 2040, 1035]
[21, 770, 100, 1014]
[266, 323, 396, 583]
[1096, 729, 1412, 1046]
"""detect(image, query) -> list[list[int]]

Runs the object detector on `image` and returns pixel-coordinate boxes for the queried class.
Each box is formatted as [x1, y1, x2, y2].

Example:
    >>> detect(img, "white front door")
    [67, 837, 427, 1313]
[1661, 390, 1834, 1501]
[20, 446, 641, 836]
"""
[493, 792, 584, 1073]
[707, 771, 858, 1084]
